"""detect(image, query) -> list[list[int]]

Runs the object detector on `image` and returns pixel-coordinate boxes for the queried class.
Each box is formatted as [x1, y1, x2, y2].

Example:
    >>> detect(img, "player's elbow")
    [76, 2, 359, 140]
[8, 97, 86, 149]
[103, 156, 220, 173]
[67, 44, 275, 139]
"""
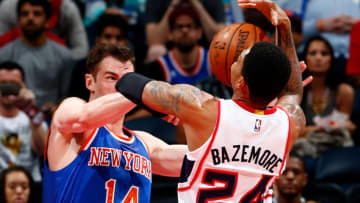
[52, 97, 88, 133]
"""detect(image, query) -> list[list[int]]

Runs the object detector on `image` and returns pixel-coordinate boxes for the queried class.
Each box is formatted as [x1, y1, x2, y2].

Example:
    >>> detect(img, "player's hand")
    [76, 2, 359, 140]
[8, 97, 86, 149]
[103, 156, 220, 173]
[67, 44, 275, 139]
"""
[299, 61, 313, 87]
[237, 0, 289, 27]
[162, 114, 181, 126]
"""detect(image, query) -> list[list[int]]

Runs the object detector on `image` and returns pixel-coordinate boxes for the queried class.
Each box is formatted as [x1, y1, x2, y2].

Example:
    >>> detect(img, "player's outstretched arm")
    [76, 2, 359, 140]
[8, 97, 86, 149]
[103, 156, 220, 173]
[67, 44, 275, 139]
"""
[116, 73, 215, 123]
[52, 93, 136, 134]
[136, 131, 187, 177]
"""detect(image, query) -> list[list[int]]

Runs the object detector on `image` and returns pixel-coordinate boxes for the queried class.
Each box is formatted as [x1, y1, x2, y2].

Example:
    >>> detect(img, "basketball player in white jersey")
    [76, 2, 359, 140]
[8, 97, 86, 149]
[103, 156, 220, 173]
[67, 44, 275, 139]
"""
[116, 0, 306, 202]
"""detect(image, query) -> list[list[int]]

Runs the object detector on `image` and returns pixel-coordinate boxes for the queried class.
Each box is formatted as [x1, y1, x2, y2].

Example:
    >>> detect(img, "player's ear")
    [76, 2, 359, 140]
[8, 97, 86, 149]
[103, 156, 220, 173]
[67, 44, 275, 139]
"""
[238, 77, 247, 89]
[85, 73, 95, 93]
[238, 78, 250, 97]
[232, 75, 245, 91]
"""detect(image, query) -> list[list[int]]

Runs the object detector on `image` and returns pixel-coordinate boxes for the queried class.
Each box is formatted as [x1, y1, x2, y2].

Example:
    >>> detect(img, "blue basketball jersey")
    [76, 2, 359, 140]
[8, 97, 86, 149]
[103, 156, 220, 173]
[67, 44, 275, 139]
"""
[43, 126, 151, 203]
[157, 46, 211, 84]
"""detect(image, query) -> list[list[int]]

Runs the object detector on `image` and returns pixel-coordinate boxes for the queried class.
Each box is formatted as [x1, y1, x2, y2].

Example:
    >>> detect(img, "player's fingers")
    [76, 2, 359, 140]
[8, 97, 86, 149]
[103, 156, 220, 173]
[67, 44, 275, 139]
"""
[237, 0, 252, 3]
[238, 3, 256, 7]
[299, 61, 307, 72]
[173, 117, 180, 126]
[238, 0, 267, 2]
[271, 10, 278, 26]
[302, 76, 313, 87]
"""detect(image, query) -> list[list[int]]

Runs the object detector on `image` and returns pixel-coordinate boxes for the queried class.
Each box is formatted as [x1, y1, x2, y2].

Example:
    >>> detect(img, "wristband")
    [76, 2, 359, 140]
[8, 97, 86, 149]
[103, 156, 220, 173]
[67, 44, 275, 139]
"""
[116, 73, 166, 117]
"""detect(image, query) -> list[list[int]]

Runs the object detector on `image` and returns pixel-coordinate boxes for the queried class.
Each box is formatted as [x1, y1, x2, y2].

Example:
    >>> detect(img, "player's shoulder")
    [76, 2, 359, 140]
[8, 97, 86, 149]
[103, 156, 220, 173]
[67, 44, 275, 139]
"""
[132, 130, 156, 145]
[131, 130, 156, 154]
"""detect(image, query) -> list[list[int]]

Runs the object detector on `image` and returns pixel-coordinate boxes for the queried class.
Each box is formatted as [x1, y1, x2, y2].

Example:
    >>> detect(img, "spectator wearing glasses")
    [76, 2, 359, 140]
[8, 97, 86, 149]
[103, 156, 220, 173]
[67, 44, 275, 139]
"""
[143, 2, 211, 85]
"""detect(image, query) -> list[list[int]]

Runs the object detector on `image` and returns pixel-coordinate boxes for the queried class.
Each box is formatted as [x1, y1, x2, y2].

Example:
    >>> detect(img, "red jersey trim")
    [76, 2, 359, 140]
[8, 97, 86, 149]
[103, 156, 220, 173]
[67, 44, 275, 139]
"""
[105, 125, 134, 143]
[170, 46, 202, 76]
[178, 99, 221, 191]
[262, 194, 273, 199]
[79, 128, 98, 152]
[275, 106, 292, 175]
[233, 100, 277, 115]
[157, 57, 170, 82]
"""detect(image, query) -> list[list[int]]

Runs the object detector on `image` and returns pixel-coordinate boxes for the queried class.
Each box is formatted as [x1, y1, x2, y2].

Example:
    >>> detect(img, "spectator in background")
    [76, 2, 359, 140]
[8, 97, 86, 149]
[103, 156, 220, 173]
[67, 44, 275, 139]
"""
[347, 22, 360, 144]
[295, 36, 355, 158]
[82, 0, 148, 66]
[303, 0, 360, 83]
[142, 2, 213, 144]
[143, 2, 211, 84]
[145, 0, 225, 63]
[0, 166, 34, 203]
[0, 62, 47, 183]
[0, 0, 73, 111]
[69, 13, 129, 101]
[274, 152, 315, 203]
[0, 0, 88, 60]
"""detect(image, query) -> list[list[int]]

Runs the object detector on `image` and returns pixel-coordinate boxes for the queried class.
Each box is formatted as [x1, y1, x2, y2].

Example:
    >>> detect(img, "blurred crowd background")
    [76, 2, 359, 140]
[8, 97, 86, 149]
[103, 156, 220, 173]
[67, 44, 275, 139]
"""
[0, 0, 360, 202]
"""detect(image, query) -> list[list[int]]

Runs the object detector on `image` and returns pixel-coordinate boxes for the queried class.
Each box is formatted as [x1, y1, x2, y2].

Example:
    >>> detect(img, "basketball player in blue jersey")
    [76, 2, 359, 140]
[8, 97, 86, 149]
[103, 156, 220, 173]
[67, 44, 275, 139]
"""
[116, 1, 310, 202]
[42, 44, 187, 203]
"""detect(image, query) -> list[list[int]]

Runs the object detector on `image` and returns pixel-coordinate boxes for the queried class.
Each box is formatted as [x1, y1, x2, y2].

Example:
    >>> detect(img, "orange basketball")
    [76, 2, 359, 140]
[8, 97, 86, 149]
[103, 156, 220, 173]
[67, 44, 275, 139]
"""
[209, 23, 271, 87]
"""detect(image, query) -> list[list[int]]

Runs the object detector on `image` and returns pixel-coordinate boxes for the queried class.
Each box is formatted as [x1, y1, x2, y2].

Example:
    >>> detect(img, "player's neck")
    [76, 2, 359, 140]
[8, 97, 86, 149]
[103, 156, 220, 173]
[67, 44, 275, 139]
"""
[105, 117, 125, 135]
[0, 104, 20, 118]
[174, 46, 198, 70]
[233, 93, 268, 110]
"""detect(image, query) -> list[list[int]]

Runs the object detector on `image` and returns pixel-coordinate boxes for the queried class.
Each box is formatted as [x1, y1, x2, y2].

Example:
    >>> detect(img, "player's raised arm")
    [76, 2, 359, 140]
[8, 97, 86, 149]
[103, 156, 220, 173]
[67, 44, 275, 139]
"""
[238, 0, 305, 147]
[52, 93, 136, 134]
[116, 73, 215, 122]
[238, 0, 303, 101]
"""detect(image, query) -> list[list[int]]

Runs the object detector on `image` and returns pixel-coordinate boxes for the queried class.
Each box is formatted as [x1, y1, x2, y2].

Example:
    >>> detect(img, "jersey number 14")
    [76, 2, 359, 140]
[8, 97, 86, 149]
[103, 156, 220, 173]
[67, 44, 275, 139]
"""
[105, 179, 139, 203]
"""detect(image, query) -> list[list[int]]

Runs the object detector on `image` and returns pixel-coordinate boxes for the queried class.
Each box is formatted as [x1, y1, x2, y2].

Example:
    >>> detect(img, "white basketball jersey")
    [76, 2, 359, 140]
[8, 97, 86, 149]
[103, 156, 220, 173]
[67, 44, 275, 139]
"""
[178, 99, 291, 203]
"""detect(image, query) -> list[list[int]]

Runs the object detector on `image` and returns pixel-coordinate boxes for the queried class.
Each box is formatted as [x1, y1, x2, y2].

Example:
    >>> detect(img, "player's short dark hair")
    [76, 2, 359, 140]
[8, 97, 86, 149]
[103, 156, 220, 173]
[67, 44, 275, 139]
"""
[242, 42, 291, 105]
[87, 44, 135, 76]
[95, 13, 128, 39]
[17, 0, 51, 19]
[0, 166, 34, 203]
[0, 61, 25, 81]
